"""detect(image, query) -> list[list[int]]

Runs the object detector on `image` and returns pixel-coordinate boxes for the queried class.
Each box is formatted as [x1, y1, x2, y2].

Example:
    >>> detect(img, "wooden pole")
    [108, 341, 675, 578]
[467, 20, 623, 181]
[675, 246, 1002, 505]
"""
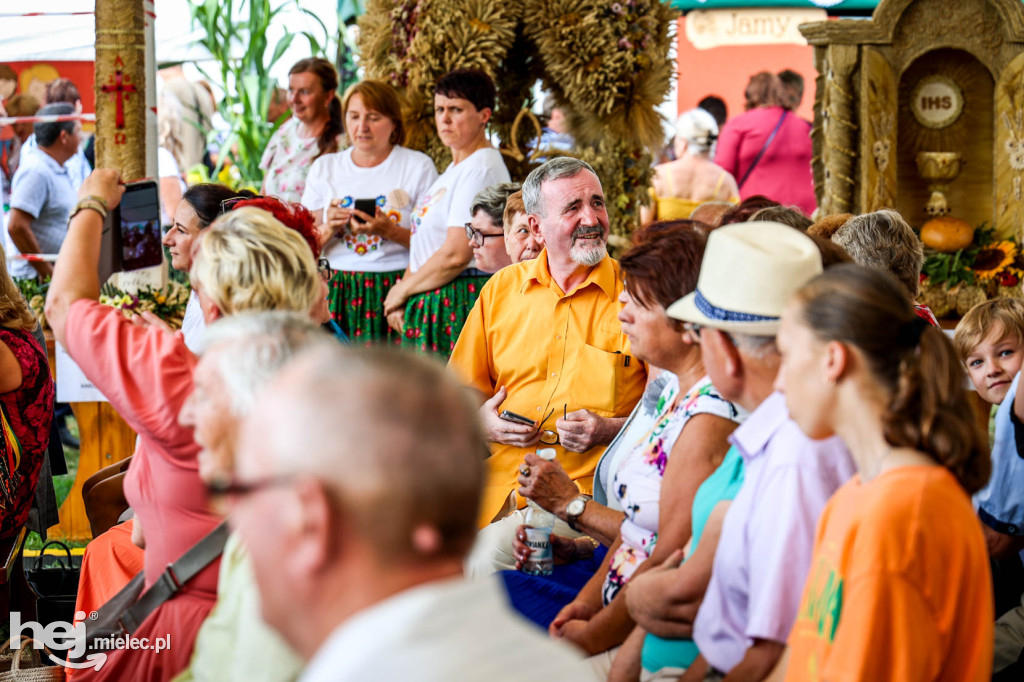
[113, 0, 166, 291]
[53, 0, 147, 541]
[95, 0, 146, 180]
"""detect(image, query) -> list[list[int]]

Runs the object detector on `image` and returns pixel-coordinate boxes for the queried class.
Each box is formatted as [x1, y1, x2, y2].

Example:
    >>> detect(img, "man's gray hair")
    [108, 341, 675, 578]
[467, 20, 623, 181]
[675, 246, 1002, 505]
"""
[202, 311, 332, 416]
[832, 209, 924, 298]
[522, 157, 599, 216]
[470, 182, 521, 227]
[35, 103, 75, 147]
[730, 331, 778, 359]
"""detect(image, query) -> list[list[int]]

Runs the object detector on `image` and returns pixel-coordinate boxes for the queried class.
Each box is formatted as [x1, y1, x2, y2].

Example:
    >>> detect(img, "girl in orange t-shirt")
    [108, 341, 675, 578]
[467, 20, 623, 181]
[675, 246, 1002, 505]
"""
[774, 264, 993, 681]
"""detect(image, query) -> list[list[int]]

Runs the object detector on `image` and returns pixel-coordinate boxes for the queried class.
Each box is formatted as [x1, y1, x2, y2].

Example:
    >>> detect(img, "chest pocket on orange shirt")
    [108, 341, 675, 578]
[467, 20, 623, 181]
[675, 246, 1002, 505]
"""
[574, 327, 628, 416]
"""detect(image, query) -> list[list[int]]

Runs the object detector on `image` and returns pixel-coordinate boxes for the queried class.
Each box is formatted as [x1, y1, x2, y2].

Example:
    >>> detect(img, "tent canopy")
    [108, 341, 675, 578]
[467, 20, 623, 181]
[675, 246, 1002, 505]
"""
[0, 1, 212, 63]
[0, 0, 337, 66]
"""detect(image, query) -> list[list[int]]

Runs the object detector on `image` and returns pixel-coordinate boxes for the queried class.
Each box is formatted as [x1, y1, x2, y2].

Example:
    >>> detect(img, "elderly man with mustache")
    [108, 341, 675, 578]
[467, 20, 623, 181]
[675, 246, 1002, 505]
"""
[449, 157, 648, 534]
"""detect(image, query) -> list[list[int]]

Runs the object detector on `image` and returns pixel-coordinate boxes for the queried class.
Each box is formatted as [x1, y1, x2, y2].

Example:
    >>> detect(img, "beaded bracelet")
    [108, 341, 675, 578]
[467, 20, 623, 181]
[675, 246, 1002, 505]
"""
[69, 198, 108, 222]
[81, 194, 109, 209]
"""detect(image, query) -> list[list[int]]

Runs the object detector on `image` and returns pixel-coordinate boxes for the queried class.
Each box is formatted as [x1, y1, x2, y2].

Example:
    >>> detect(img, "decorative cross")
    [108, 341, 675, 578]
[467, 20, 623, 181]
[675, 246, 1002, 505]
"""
[101, 69, 137, 129]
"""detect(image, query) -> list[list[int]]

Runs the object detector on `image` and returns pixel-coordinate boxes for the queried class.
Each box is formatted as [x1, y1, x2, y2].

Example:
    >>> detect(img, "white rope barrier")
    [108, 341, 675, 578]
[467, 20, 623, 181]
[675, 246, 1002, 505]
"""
[8, 254, 60, 263]
[0, 113, 96, 126]
[0, 12, 94, 17]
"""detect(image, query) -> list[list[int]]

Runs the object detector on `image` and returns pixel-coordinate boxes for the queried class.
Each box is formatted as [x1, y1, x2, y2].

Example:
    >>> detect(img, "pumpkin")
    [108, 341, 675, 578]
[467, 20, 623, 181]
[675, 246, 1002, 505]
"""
[920, 216, 975, 253]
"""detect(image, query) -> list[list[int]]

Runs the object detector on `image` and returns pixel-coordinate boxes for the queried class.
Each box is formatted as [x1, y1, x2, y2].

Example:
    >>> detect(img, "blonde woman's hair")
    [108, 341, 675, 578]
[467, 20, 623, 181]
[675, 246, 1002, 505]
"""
[954, 298, 1024, 362]
[190, 207, 320, 317]
[0, 243, 38, 331]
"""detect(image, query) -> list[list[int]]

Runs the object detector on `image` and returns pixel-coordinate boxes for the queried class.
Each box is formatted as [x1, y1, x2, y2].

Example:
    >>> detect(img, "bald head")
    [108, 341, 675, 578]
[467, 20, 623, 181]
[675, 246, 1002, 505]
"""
[239, 346, 486, 562]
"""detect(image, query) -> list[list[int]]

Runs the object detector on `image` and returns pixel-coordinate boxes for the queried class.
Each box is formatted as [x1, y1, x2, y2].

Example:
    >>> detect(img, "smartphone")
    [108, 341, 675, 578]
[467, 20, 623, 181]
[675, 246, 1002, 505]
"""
[499, 410, 536, 427]
[98, 179, 162, 281]
[353, 198, 378, 223]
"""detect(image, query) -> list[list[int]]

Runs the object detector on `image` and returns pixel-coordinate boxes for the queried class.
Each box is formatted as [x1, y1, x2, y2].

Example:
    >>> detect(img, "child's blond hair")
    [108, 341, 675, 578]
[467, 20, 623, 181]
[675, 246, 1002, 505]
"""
[954, 298, 1024, 362]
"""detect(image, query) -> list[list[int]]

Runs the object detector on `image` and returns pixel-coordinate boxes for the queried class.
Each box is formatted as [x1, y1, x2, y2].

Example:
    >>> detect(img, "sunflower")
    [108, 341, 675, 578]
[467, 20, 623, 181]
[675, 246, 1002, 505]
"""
[973, 241, 1017, 280]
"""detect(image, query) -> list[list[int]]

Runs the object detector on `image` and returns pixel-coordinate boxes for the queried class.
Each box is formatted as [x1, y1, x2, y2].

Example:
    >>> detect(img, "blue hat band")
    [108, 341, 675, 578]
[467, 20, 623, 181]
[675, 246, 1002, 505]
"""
[694, 289, 778, 323]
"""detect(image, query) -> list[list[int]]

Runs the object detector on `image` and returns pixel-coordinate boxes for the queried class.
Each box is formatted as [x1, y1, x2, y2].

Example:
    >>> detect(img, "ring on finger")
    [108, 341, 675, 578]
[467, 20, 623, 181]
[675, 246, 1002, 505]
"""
[519, 464, 530, 476]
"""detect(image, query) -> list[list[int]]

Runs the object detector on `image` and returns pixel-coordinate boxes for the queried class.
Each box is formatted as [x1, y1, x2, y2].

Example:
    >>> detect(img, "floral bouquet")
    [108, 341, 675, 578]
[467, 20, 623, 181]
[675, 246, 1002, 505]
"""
[99, 281, 191, 330]
[918, 225, 1024, 318]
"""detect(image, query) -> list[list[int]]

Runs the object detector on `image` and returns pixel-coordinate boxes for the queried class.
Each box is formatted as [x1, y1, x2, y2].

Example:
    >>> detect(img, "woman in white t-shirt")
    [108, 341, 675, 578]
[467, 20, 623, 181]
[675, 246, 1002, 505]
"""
[302, 80, 437, 344]
[383, 69, 511, 358]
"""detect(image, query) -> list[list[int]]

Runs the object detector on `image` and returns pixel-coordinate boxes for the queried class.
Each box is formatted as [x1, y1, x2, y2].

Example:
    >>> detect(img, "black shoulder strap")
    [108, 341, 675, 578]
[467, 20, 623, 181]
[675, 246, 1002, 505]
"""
[737, 110, 788, 189]
[120, 521, 229, 633]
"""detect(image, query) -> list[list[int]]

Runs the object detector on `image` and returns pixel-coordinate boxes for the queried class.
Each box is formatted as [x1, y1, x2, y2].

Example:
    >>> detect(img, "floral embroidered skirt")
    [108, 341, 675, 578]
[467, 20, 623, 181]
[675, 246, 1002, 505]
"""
[401, 274, 490, 359]
[328, 268, 405, 346]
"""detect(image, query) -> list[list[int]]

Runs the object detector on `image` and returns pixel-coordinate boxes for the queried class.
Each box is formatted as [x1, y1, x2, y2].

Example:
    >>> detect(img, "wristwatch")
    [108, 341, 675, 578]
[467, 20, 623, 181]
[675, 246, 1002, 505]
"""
[566, 495, 591, 531]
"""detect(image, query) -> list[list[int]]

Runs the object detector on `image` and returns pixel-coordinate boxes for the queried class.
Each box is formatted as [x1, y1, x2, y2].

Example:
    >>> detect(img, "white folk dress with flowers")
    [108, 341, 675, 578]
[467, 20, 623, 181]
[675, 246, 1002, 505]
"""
[301, 146, 438, 273]
[259, 118, 320, 203]
[602, 375, 742, 605]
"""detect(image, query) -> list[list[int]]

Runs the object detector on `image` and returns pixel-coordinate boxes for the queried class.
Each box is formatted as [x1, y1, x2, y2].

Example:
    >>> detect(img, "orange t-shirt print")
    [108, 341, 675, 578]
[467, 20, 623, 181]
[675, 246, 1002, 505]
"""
[785, 466, 993, 682]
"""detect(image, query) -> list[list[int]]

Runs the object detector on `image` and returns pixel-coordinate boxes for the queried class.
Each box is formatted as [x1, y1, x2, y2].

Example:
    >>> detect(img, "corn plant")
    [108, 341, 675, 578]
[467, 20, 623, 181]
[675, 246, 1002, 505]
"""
[189, 0, 330, 186]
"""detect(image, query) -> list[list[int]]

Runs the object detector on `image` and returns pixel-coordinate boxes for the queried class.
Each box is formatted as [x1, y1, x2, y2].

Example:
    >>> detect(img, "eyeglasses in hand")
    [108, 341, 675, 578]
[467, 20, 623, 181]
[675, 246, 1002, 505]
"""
[536, 404, 567, 446]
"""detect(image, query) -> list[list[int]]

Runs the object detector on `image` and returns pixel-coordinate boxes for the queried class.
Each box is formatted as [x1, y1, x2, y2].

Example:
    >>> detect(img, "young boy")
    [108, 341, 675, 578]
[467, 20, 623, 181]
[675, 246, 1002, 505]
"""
[956, 298, 1024, 679]
[955, 298, 1024, 551]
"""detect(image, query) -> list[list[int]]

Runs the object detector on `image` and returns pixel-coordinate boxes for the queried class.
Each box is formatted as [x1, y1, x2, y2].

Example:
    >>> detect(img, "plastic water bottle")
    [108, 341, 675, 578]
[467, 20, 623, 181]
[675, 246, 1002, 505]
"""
[522, 500, 556, 576]
[536, 448, 557, 461]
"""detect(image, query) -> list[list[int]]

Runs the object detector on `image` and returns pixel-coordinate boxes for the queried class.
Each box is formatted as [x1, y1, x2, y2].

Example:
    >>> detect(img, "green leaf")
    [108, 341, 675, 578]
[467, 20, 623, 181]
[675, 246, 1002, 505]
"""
[270, 33, 296, 71]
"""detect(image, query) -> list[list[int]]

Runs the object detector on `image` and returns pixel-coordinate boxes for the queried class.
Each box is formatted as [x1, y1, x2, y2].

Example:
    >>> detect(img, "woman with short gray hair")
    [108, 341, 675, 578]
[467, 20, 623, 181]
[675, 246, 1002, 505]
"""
[831, 209, 938, 325]
[467, 182, 520, 274]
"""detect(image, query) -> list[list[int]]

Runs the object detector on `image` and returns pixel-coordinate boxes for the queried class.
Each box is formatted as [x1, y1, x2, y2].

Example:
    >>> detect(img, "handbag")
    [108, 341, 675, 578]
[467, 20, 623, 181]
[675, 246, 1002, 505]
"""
[737, 110, 789, 189]
[24, 541, 79, 628]
[0, 637, 64, 682]
[70, 521, 229, 664]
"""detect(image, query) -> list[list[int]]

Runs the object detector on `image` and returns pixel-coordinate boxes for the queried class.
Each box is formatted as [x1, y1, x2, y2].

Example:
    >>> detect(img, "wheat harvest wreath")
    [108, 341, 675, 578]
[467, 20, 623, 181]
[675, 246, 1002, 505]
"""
[358, 0, 677, 246]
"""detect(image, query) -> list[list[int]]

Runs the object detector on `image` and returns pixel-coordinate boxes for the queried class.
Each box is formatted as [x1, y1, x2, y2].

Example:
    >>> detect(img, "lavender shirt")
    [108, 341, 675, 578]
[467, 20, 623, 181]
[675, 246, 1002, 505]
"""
[692, 392, 855, 673]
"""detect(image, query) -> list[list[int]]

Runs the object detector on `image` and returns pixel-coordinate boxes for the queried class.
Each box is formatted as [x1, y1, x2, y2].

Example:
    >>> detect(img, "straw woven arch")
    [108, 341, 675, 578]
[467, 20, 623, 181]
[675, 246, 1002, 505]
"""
[358, 0, 676, 244]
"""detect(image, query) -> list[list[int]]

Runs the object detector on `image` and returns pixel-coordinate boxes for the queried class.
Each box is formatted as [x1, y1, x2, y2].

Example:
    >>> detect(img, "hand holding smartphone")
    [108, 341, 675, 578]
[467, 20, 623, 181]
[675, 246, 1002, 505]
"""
[352, 198, 378, 223]
[499, 410, 537, 427]
[99, 179, 162, 281]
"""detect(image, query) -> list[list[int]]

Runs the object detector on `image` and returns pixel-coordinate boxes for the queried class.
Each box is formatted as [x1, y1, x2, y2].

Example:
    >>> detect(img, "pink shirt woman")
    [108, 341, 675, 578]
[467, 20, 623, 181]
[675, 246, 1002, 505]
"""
[714, 72, 816, 215]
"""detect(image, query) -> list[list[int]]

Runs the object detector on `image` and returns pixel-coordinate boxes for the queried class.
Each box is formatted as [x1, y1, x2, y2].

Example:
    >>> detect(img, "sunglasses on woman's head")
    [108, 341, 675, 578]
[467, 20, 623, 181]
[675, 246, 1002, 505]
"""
[220, 195, 265, 214]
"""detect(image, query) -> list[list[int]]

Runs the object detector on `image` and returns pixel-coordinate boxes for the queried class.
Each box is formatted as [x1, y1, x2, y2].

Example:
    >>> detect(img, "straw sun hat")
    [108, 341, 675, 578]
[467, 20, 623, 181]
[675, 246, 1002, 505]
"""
[666, 221, 823, 335]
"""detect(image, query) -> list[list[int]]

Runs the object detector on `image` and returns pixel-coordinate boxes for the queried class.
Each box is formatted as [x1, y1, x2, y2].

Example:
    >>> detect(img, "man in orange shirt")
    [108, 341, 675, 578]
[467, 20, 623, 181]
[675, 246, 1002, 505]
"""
[449, 157, 648, 531]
